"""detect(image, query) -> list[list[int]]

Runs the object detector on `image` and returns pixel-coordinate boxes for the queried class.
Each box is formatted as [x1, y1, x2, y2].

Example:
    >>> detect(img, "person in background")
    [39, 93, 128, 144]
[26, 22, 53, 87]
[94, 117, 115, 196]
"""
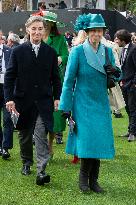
[15, 4, 22, 12]
[0, 30, 13, 159]
[65, 31, 73, 48]
[59, 13, 115, 193]
[32, 11, 68, 153]
[42, 11, 68, 147]
[72, 30, 87, 46]
[114, 29, 136, 142]
[131, 33, 136, 44]
[7, 33, 20, 48]
[54, 3, 59, 9]
[101, 36, 125, 118]
[1, 36, 7, 45]
[4, 16, 61, 185]
[104, 29, 111, 41]
[59, 1, 67, 9]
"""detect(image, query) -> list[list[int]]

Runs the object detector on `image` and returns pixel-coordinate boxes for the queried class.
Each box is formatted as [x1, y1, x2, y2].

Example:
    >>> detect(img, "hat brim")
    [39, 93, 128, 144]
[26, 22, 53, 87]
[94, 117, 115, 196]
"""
[43, 18, 66, 27]
[86, 25, 107, 29]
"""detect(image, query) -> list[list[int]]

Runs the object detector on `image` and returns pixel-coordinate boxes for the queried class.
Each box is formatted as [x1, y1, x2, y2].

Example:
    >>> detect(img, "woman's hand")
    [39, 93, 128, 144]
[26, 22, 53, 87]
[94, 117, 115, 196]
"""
[54, 100, 60, 111]
[6, 101, 19, 116]
[58, 56, 62, 66]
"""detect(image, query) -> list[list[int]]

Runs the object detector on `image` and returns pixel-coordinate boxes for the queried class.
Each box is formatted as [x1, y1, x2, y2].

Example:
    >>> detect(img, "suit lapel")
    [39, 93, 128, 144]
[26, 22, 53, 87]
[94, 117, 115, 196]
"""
[24, 41, 38, 61]
[83, 39, 106, 75]
[24, 41, 49, 64]
[122, 43, 132, 66]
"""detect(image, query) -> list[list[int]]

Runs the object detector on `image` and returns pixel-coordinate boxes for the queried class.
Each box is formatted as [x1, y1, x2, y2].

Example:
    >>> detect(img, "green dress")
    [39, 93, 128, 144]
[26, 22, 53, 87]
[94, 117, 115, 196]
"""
[44, 33, 69, 132]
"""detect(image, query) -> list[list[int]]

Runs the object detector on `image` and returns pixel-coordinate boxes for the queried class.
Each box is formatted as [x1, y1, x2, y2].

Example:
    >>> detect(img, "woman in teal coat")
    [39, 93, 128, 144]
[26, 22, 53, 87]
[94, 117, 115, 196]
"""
[41, 11, 69, 153]
[59, 14, 116, 193]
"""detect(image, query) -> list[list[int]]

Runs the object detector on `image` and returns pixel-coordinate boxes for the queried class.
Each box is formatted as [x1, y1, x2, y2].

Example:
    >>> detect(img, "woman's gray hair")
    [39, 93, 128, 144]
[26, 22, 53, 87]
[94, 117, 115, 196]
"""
[25, 16, 44, 28]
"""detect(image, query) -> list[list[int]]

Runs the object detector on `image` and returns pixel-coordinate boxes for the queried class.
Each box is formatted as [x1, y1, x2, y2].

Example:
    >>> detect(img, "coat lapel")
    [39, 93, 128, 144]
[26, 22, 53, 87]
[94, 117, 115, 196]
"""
[122, 43, 132, 66]
[83, 39, 106, 75]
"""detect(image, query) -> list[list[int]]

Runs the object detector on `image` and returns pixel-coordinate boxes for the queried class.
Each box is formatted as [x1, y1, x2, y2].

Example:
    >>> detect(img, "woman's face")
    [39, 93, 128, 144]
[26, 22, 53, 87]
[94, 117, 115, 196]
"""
[44, 20, 54, 32]
[88, 28, 104, 44]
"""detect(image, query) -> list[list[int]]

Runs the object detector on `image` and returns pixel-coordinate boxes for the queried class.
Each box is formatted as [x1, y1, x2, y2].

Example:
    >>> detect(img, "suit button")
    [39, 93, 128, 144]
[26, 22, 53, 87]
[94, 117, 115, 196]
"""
[34, 85, 38, 88]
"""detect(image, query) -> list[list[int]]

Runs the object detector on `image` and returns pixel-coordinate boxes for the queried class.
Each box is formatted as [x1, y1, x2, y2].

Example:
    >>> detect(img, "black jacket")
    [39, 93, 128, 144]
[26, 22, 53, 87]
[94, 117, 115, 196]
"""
[121, 43, 136, 86]
[0, 45, 11, 107]
[4, 41, 62, 131]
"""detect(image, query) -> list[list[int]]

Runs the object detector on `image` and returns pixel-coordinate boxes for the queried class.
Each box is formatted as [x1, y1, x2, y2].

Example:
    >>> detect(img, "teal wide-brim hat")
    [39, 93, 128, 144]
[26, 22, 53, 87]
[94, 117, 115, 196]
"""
[74, 13, 106, 31]
[87, 14, 106, 29]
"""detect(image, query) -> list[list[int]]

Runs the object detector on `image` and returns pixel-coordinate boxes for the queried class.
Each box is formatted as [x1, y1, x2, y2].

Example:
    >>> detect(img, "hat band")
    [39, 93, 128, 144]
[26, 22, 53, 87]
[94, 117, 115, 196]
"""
[43, 16, 56, 22]
[88, 23, 106, 28]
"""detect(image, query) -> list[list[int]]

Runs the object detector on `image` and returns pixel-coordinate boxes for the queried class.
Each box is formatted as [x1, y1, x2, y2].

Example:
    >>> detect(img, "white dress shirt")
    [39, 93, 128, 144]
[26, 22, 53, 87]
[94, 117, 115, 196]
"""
[0, 44, 6, 84]
[31, 43, 41, 57]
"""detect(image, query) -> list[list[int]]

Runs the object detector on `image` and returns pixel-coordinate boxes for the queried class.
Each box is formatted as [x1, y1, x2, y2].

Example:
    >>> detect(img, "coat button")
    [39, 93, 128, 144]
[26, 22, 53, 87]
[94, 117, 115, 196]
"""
[34, 85, 38, 88]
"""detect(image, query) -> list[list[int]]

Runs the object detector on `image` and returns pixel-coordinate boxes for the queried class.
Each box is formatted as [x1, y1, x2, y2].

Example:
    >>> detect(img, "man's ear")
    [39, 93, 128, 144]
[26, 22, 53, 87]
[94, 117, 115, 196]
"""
[26, 28, 30, 34]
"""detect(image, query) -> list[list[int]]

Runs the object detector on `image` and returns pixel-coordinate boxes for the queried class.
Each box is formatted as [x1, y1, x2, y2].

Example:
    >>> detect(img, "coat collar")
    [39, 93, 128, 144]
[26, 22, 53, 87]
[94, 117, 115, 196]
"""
[24, 40, 46, 61]
[83, 39, 106, 75]
[46, 34, 55, 45]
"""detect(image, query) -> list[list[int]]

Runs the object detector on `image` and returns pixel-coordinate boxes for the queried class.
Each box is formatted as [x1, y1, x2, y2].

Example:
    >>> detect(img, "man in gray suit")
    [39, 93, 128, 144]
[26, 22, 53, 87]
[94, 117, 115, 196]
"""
[4, 16, 61, 185]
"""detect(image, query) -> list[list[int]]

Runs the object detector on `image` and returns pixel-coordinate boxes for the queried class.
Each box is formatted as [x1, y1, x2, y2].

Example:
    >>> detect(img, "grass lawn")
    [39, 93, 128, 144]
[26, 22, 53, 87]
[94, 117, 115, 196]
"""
[0, 110, 136, 205]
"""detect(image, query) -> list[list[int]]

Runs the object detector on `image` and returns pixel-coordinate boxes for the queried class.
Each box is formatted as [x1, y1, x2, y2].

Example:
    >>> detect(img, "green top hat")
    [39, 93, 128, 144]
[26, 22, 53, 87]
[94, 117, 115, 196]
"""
[42, 11, 65, 27]
[74, 13, 106, 31]
[42, 11, 57, 22]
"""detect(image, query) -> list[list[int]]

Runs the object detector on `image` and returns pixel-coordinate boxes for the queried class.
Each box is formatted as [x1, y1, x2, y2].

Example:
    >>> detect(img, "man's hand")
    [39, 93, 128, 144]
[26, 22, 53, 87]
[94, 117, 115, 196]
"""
[54, 100, 60, 111]
[58, 56, 62, 66]
[6, 101, 19, 116]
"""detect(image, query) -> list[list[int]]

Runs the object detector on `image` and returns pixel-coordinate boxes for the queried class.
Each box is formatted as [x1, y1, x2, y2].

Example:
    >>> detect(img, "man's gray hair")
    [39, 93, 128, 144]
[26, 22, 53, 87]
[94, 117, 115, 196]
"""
[25, 16, 44, 28]
[8, 33, 20, 43]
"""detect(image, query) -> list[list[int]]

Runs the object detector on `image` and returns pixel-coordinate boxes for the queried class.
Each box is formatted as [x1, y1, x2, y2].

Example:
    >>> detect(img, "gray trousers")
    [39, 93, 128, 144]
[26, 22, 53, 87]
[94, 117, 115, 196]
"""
[19, 114, 50, 174]
[34, 115, 50, 174]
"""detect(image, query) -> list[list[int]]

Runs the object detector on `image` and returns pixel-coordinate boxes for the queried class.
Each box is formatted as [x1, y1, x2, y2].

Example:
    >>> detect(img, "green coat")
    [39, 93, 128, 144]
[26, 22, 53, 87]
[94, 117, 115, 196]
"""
[44, 34, 69, 132]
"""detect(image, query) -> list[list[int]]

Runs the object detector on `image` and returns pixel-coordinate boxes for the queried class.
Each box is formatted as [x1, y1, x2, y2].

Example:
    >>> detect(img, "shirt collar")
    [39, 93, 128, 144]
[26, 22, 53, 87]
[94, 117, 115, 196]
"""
[124, 43, 130, 49]
[31, 42, 41, 49]
[0, 44, 3, 50]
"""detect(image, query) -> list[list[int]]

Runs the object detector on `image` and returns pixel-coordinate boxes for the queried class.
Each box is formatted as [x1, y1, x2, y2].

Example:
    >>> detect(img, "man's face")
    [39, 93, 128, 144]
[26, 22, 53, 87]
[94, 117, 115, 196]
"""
[0, 32, 3, 40]
[114, 37, 125, 47]
[0, 31, 3, 44]
[7, 39, 12, 47]
[27, 21, 45, 44]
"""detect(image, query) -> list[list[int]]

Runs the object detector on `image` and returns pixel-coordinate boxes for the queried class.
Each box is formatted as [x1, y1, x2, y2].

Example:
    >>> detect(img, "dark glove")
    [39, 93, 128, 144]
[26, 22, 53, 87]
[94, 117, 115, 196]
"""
[62, 111, 71, 119]
[104, 64, 121, 78]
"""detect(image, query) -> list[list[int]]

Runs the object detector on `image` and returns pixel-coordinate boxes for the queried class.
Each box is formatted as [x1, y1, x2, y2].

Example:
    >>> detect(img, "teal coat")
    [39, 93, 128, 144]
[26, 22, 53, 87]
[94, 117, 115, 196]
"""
[59, 39, 115, 159]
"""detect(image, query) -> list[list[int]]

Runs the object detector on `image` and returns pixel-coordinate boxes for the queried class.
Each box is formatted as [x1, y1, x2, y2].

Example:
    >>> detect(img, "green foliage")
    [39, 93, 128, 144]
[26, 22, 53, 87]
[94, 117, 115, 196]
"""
[0, 109, 136, 205]
[107, 0, 136, 13]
